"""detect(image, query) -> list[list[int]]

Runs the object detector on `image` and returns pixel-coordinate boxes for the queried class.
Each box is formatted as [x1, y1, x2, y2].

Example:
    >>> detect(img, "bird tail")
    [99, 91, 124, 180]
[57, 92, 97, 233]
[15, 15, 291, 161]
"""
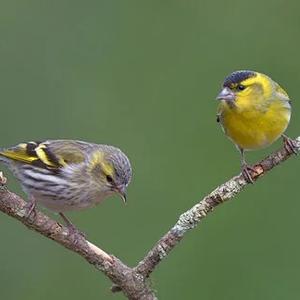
[0, 149, 11, 164]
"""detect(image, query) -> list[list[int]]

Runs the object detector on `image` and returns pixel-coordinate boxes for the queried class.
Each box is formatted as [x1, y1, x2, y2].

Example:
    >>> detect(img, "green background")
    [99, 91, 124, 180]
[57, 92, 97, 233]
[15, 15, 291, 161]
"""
[0, 1, 300, 299]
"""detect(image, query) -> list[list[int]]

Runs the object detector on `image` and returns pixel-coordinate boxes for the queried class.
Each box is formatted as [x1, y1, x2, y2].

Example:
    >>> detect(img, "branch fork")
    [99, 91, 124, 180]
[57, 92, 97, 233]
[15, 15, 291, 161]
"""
[0, 137, 299, 299]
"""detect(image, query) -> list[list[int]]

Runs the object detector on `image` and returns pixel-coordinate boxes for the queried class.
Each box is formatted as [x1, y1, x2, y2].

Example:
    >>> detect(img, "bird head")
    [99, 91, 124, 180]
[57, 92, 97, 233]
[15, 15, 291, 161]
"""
[216, 70, 281, 110]
[88, 147, 132, 203]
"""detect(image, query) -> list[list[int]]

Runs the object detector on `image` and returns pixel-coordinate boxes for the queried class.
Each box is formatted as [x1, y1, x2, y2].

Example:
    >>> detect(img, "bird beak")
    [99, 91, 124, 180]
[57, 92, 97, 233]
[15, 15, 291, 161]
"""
[216, 87, 235, 102]
[116, 186, 127, 204]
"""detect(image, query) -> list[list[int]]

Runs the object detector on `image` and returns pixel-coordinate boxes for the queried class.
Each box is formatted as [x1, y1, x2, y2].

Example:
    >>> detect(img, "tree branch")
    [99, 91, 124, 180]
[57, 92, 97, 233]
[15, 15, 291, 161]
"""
[0, 178, 156, 300]
[0, 137, 298, 299]
[135, 137, 300, 277]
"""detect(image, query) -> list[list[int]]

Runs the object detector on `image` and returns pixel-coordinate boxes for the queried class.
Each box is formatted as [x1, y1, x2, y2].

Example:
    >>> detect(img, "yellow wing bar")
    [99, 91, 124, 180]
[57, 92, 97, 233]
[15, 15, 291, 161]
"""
[0, 141, 63, 168]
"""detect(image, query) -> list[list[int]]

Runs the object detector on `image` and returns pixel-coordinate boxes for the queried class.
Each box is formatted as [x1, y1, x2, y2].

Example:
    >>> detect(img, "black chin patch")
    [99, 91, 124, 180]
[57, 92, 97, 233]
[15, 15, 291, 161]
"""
[223, 70, 256, 87]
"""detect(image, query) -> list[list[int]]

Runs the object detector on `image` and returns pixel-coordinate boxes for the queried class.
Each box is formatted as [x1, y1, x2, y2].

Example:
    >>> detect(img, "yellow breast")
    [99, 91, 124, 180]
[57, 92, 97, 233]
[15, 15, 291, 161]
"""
[219, 99, 291, 150]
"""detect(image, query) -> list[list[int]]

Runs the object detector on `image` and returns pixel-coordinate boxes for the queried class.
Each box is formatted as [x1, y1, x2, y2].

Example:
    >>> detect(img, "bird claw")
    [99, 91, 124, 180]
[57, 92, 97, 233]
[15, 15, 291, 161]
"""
[58, 212, 86, 242]
[283, 135, 298, 155]
[67, 224, 87, 243]
[241, 164, 257, 184]
[24, 199, 37, 220]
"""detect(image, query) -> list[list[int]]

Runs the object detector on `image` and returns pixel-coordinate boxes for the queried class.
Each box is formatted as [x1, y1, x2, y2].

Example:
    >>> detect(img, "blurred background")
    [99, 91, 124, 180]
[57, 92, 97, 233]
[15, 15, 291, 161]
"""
[0, 1, 300, 299]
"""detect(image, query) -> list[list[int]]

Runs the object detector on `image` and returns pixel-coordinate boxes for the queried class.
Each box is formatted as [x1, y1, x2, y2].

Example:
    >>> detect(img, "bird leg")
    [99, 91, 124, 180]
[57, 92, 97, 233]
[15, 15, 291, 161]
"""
[239, 148, 257, 184]
[282, 134, 298, 155]
[24, 196, 37, 220]
[59, 213, 86, 240]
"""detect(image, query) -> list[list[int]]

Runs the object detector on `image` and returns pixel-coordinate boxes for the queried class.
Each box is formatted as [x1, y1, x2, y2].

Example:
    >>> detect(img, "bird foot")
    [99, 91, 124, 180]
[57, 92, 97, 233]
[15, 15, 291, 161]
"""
[59, 213, 86, 242]
[282, 135, 298, 155]
[24, 199, 37, 220]
[241, 164, 257, 184]
[66, 224, 87, 243]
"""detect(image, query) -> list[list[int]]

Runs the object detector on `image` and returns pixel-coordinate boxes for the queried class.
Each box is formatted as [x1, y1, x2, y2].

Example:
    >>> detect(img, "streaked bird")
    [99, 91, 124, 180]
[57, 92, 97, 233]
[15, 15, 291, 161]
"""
[0, 140, 132, 229]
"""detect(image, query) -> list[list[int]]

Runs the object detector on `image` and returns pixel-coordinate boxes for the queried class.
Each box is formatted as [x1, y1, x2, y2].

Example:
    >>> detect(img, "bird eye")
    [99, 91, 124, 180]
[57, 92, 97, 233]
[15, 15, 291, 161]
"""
[237, 84, 245, 91]
[106, 175, 113, 183]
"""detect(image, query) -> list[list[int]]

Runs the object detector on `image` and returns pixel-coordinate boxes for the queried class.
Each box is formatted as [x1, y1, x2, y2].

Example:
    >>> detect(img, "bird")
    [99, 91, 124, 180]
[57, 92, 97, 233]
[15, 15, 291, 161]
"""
[0, 140, 132, 230]
[216, 70, 296, 182]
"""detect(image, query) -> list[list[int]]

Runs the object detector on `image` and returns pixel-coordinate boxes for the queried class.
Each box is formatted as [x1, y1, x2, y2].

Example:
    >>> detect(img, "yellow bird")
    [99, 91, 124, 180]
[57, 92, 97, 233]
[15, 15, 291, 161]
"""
[216, 70, 296, 182]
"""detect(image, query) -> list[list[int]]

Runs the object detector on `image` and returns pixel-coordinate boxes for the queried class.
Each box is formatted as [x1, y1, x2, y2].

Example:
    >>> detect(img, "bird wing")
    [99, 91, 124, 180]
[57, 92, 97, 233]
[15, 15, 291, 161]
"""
[0, 140, 88, 169]
[274, 82, 291, 103]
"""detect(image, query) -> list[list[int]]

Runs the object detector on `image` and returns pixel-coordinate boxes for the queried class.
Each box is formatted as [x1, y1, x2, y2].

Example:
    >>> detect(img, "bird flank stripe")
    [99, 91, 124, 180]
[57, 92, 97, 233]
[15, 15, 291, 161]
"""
[23, 169, 69, 186]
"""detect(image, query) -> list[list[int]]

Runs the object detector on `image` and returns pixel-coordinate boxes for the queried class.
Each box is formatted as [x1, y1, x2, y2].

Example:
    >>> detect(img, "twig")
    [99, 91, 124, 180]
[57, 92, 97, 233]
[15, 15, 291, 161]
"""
[135, 137, 300, 277]
[0, 138, 298, 299]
